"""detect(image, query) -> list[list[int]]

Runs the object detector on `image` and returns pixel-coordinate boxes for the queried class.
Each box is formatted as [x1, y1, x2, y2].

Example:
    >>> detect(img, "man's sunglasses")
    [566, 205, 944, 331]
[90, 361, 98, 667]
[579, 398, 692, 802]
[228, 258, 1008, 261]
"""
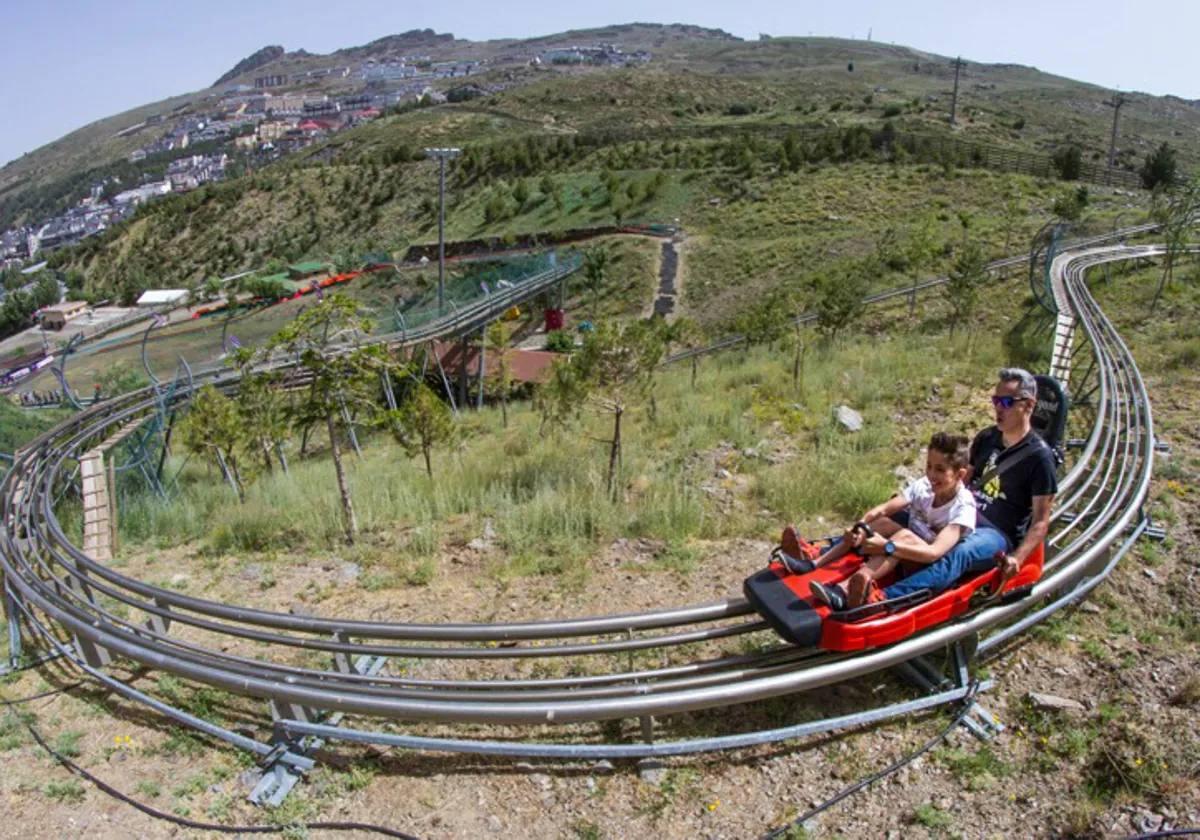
[991, 395, 1031, 409]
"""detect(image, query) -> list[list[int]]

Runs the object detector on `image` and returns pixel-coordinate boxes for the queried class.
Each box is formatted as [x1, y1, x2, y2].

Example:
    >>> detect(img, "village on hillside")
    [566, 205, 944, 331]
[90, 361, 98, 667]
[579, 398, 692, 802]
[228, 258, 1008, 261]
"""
[0, 41, 650, 271]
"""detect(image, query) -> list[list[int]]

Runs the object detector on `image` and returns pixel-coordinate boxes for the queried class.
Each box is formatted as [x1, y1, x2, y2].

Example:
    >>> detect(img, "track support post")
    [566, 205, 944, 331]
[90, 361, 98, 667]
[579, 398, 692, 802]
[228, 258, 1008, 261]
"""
[897, 635, 1001, 741]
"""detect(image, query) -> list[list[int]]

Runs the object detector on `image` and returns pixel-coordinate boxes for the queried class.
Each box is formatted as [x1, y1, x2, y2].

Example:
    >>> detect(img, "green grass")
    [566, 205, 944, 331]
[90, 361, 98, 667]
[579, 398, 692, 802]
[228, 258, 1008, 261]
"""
[913, 803, 953, 830]
[116, 317, 1000, 570]
[43, 780, 86, 803]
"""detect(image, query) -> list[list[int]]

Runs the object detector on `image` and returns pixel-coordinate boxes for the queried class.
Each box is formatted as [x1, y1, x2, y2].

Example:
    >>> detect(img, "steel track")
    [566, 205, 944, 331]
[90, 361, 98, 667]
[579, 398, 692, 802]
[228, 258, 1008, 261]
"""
[0, 231, 1165, 758]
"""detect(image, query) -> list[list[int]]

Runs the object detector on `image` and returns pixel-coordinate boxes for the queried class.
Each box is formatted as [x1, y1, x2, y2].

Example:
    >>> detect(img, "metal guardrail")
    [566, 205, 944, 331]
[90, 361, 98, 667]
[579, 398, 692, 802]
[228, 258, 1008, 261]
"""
[0, 230, 1161, 761]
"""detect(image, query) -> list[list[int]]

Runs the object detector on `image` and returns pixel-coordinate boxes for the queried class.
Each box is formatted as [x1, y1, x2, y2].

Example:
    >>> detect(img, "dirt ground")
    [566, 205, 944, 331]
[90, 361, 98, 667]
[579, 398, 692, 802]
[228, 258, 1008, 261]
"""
[0, 336, 1197, 837]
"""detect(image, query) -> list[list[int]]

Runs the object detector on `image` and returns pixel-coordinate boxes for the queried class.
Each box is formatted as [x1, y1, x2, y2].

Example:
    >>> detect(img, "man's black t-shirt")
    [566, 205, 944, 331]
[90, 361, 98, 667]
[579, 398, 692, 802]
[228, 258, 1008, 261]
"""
[968, 427, 1058, 546]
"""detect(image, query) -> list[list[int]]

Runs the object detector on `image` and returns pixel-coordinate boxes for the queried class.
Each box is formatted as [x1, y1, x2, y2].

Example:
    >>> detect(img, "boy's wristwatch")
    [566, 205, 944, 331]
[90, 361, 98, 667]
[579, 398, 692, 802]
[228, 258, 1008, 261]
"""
[884, 540, 896, 556]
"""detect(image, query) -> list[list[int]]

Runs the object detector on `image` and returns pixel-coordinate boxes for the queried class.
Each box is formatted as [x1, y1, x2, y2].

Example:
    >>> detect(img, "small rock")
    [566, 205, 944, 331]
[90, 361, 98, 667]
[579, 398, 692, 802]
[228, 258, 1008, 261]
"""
[529, 773, 552, 791]
[1080, 602, 1102, 614]
[1143, 568, 1158, 581]
[514, 762, 537, 773]
[466, 538, 491, 551]
[834, 405, 863, 432]
[638, 758, 667, 785]
[591, 759, 615, 775]
[743, 448, 758, 458]
[487, 815, 503, 833]
[1027, 691, 1086, 713]
[584, 777, 597, 793]
[238, 564, 263, 582]
[169, 573, 189, 587]
[1134, 811, 1165, 833]
[716, 468, 732, 480]
[482, 518, 497, 541]
[337, 562, 361, 584]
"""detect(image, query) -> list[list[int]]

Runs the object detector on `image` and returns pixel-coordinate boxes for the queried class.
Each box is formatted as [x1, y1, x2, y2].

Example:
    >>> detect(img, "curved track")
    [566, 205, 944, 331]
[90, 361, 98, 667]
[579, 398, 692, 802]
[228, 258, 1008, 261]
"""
[0, 234, 1163, 760]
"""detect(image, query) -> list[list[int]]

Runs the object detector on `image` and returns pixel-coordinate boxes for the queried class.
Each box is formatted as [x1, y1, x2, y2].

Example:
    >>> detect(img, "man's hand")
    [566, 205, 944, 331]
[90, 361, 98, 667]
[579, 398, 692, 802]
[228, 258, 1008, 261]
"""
[997, 553, 1020, 585]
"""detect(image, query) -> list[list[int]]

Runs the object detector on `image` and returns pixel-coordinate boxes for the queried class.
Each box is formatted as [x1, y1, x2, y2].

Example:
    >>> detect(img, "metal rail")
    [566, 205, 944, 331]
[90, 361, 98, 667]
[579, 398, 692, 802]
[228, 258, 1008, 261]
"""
[0, 230, 1163, 758]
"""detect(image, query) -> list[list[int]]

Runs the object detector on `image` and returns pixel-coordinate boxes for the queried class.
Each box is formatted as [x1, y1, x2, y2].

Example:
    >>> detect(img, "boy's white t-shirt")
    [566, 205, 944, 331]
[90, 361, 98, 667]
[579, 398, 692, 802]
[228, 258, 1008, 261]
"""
[901, 477, 976, 543]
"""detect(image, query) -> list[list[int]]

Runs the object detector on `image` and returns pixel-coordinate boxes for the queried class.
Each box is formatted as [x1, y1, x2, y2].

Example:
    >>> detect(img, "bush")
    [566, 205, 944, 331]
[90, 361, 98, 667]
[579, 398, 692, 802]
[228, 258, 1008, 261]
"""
[1052, 145, 1083, 181]
[1141, 142, 1178, 190]
[882, 104, 903, 118]
[544, 330, 575, 352]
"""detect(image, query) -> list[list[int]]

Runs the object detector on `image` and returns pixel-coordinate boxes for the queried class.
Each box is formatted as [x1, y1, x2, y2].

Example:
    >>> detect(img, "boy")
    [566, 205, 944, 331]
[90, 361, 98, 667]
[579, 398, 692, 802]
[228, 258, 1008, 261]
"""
[783, 432, 976, 610]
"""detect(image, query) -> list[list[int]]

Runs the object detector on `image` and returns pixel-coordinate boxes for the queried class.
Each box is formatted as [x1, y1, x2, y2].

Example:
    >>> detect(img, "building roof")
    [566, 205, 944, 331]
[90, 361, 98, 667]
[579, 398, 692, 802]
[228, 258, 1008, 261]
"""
[288, 261, 329, 274]
[41, 301, 88, 314]
[136, 289, 189, 306]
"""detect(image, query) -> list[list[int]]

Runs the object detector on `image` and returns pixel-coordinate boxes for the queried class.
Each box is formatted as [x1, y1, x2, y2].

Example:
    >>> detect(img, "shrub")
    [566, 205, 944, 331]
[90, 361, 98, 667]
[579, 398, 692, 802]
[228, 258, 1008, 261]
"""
[544, 330, 575, 352]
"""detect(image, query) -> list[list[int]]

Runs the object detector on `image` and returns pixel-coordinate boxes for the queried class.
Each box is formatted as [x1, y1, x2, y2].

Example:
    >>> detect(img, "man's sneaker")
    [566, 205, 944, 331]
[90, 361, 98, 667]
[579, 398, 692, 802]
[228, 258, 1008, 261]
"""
[781, 525, 821, 563]
[809, 580, 848, 611]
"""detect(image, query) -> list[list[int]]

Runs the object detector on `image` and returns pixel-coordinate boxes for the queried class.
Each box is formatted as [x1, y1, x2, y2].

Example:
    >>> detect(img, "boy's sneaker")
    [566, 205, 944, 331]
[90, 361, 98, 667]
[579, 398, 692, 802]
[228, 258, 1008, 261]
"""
[779, 553, 815, 575]
[809, 580, 848, 611]
[781, 526, 821, 563]
[847, 575, 886, 607]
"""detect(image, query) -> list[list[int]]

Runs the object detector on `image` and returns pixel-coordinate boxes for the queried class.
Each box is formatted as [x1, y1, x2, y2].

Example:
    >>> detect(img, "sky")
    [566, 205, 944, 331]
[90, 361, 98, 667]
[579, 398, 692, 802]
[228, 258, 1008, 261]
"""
[3, 0, 1199, 167]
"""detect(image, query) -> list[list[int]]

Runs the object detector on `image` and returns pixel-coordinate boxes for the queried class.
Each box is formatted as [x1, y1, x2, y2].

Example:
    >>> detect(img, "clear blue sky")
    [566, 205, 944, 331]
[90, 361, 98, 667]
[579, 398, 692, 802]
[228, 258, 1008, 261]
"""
[3, 0, 1198, 167]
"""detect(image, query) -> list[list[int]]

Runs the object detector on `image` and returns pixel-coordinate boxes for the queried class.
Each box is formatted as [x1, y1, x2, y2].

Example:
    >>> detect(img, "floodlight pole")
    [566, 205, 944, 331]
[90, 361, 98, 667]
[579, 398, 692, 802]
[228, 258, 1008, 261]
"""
[949, 57, 965, 126]
[1105, 93, 1126, 170]
[424, 147, 461, 314]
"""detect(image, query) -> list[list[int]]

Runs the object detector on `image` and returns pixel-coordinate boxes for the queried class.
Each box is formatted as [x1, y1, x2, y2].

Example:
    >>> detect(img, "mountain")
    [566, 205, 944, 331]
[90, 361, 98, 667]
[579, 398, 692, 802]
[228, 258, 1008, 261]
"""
[213, 45, 286, 88]
[3, 23, 1198, 272]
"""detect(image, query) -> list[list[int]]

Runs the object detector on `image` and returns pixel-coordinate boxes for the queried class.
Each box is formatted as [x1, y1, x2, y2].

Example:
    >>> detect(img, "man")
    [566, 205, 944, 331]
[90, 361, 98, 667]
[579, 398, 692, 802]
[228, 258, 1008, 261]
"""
[863, 367, 1058, 602]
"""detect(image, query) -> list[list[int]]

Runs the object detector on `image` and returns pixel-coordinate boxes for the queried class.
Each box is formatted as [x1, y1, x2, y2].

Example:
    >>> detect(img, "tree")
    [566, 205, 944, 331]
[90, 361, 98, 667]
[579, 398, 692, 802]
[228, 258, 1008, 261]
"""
[815, 266, 869, 343]
[943, 241, 987, 336]
[1001, 192, 1025, 254]
[582, 245, 610, 320]
[388, 382, 456, 478]
[905, 216, 939, 316]
[538, 174, 556, 204]
[267, 294, 394, 543]
[538, 319, 668, 496]
[231, 349, 293, 474]
[512, 178, 530, 210]
[179, 385, 248, 502]
[485, 320, 514, 427]
[1051, 145, 1082, 181]
[1141, 142, 1177, 190]
[1150, 176, 1200, 311]
[1051, 186, 1088, 223]
[733, 294, 791, 349]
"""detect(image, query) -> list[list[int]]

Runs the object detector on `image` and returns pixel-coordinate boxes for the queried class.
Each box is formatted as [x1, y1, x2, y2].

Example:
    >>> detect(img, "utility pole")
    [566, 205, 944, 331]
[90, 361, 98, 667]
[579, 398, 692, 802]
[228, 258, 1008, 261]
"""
[949, 56, 965, 126]
[1105, 93, 1126, 169]
[423, 147, 461, 314]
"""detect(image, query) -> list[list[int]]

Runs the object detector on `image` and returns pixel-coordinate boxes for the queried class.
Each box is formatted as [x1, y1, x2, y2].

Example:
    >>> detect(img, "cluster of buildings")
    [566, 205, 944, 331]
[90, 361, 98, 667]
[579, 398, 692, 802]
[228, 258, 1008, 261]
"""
[1, 40, 653, 273]
[0, 153, 230, 267]
[534, 43, 652, 66]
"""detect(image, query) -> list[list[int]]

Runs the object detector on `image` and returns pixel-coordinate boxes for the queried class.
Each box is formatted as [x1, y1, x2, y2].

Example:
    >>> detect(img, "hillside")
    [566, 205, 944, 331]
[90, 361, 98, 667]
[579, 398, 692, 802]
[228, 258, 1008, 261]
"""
[3, 24, 1199, 226]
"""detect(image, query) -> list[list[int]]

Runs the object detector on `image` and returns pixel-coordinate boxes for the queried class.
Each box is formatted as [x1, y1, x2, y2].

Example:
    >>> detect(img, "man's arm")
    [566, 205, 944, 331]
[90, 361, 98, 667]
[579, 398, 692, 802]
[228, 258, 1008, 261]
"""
[1000, 494, 1054, 582]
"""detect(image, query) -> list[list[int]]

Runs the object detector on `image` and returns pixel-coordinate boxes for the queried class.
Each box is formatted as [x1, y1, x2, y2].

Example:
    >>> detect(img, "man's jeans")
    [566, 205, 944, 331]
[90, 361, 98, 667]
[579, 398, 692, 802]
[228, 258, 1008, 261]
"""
[882, 526, 1011, 599]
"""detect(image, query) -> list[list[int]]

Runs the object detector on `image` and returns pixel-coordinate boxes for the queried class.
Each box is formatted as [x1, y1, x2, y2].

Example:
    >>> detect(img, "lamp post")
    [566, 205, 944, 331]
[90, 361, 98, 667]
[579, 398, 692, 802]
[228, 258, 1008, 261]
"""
[424, 147, 461, 314]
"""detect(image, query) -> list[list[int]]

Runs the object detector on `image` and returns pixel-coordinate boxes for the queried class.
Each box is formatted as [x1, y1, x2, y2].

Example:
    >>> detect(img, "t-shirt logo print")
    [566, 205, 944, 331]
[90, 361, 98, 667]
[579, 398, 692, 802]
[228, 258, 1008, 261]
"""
[981, 453, 1004, 501]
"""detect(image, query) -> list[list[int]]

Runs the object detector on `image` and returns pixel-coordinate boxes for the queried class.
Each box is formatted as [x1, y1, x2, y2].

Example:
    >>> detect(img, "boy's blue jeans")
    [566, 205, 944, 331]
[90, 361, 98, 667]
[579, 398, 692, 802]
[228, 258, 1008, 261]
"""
[882, 526, 1011, 599]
